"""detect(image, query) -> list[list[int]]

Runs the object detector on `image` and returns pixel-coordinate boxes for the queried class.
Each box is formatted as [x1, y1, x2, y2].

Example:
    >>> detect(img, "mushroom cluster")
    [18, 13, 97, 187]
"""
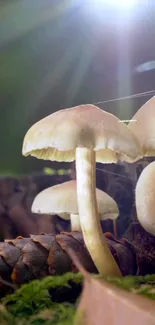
[22, 104, 142, 277]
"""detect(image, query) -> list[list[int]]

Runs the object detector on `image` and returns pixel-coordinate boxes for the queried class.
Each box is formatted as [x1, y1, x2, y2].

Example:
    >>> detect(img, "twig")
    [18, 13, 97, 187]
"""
[0, 277, 17, 291]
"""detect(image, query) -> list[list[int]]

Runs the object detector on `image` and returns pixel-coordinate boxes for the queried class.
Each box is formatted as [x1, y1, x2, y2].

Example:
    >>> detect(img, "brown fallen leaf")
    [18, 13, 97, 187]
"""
[76, 276, 155, 325]
[65, 247, 155, 325]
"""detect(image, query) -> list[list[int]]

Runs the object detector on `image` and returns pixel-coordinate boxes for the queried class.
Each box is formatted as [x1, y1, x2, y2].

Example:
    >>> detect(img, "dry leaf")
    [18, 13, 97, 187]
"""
[76, 275, 155, 325]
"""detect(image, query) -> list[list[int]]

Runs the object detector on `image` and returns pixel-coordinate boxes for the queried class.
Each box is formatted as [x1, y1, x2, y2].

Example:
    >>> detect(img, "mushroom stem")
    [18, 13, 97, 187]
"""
[70, 214, 81, 231]
[76, 147, 122, 277]
[113, 219, 117, 238]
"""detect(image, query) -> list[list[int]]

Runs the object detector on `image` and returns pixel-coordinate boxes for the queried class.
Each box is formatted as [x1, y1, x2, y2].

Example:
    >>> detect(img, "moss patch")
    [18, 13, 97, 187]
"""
[1, 273, 83, 325]
[106, 274, 155, 300]
[1, 273, 155, 324]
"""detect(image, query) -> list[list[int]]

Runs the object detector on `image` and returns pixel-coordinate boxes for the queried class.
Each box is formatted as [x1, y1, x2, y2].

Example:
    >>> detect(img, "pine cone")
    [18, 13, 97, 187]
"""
[124, 222, 155, 275]
[1, 229, 155, 297]
[0, 231, 137, 298]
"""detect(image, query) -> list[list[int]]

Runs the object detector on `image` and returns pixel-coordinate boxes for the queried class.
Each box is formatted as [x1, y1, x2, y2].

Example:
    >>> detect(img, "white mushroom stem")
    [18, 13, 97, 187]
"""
[76, 147, 122, 277]
[70, 214, 81, 231]
[113, 219, 117, 238]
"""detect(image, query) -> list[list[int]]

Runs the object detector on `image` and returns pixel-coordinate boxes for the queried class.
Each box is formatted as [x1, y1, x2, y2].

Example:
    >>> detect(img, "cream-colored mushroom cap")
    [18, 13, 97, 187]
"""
[128, 96, 155, 157]
[136, 161, 155, 235]
[22, 104, 141, 163]
[32, 180, 119, 220]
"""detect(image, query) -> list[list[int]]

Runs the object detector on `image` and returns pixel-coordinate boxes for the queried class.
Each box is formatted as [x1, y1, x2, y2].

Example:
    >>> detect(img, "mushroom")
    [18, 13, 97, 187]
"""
[128, 96, 155, 157]
[127, 96, 155, 188]
[135, 160, 155, 236]
[22, 104, 141, 276]
[31, 180, 119, 232]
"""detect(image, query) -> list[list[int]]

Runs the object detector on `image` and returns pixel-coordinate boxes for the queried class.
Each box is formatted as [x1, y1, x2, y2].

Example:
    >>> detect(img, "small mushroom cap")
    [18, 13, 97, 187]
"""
[23, 105, 141, 163]
[136, 161, 155, 235]
[32, 180, 119, 221]
[128, 96, 155, 157]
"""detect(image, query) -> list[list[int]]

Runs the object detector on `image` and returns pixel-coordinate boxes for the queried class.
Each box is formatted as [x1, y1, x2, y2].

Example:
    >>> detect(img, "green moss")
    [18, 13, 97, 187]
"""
[106, 274, 155, 300]
[1, 273, 83, 325]
[0, 304, 76, 325]
[1, 273, 155, 325]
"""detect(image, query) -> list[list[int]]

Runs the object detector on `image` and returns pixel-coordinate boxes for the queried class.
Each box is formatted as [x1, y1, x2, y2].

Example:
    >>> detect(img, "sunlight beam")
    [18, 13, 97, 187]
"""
[83, 0, 136, 10]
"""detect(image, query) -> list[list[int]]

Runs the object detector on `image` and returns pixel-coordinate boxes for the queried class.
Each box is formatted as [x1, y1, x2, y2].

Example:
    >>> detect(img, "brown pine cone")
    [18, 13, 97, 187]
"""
[0, 231, 137, 297]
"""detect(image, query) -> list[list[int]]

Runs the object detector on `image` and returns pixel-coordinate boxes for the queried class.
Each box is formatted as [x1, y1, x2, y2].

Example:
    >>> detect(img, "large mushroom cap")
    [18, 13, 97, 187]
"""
[32, 180, 119, 221]
[128, 96, 155, 157]
[136, 161, 155, 235]
[23, 104, 141, 163]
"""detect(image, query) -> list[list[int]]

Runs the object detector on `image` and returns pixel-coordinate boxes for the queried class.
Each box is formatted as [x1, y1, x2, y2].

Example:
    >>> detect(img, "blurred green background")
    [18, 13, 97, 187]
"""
[0, 0, 155, 175]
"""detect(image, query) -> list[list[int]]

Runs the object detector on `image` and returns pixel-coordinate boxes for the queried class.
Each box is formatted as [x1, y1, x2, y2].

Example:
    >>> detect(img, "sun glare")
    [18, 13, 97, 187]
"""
[84, 0, 136, 10]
